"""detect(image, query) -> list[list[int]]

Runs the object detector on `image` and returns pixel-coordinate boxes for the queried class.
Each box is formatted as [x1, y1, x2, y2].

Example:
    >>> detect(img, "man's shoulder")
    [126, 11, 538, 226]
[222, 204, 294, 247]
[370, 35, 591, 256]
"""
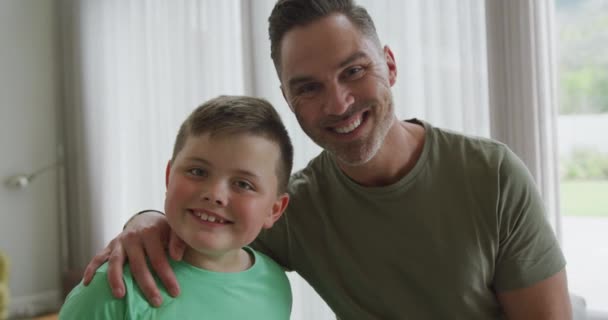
[421, 120, 511, 163]
[427, 122, 504, 150]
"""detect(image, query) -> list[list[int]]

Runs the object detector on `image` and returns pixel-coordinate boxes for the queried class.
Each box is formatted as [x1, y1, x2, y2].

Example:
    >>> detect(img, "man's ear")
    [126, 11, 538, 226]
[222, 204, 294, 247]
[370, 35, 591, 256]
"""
[165, 160, 172, 188]
[384, 45, 397, 87]
[263, 193, 290, 229]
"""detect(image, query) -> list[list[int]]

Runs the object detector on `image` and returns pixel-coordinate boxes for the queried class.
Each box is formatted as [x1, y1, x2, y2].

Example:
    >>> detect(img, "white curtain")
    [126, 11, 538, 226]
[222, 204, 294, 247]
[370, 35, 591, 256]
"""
[60, 0, 247, 269]
[485, 0, 562, 236]
[60, 0, 559, 319]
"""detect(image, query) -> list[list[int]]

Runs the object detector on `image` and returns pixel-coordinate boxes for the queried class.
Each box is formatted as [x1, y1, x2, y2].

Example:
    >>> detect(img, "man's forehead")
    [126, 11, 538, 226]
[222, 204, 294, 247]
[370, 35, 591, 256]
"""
[280, 15, 358, 53]
[278, 14, 375, 81]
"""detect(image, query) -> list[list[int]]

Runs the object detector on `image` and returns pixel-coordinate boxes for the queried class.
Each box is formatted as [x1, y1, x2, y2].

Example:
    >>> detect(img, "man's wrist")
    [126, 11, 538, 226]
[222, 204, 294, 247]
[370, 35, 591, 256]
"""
[123, 209, 165, 230]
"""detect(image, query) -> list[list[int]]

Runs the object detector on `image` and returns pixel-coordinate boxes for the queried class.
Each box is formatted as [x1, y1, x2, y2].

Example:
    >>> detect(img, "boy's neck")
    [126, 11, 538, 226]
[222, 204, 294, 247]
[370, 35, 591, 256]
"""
[182, 247, 253, 273]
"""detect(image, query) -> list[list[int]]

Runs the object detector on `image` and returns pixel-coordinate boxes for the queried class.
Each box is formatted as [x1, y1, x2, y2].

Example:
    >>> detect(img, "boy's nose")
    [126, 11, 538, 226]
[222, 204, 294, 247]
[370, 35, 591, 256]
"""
[201, 183, 227, 206]
[202, 195, 224, 206]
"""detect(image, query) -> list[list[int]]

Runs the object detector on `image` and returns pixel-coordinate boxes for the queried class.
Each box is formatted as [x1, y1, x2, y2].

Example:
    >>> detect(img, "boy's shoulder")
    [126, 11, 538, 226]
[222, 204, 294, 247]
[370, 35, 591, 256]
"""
[249, 247, 289, 278]
[61, 252, 291, 320]
[59, 262, 127, 319]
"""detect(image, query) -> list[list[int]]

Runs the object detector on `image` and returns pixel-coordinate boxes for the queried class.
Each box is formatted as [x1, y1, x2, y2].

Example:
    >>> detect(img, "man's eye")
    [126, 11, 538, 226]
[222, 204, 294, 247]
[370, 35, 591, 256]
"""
[296, 83, 321, 96]
[235, 180, 254, 191]
[344, 66, 364, 78]
[188, 168, 207, 177]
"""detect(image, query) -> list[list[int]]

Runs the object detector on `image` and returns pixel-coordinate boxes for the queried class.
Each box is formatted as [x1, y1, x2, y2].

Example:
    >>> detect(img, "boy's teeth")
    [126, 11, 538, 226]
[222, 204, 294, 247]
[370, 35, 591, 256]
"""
[334, 116, 362, 134]
[192, 211, 228, 224]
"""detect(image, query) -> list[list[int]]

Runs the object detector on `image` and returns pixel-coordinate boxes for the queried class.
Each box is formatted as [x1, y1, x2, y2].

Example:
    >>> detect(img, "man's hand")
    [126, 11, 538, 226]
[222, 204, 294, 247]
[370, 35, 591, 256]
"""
[81, 211, 187, 307]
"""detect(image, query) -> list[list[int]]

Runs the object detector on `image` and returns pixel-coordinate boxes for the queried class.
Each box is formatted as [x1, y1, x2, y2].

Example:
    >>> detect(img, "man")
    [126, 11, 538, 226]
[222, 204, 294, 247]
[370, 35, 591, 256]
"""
[84, 0, 572, 318]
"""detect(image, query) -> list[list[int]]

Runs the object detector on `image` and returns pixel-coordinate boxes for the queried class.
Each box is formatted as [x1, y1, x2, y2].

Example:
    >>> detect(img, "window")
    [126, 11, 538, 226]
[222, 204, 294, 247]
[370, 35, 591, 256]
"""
[556, 0, 608, 313]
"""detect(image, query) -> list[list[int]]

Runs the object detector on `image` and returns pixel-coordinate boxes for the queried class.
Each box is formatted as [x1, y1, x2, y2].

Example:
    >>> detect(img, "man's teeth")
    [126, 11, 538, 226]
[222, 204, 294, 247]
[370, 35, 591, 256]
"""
[192, 211, 227, 224]
[334, 116, 362, 134]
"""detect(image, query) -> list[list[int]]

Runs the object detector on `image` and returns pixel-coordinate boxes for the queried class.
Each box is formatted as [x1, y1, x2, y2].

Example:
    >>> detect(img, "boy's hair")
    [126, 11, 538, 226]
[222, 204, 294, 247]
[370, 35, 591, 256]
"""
[172, 95, 293, 194]
[268, 0, 381, 76]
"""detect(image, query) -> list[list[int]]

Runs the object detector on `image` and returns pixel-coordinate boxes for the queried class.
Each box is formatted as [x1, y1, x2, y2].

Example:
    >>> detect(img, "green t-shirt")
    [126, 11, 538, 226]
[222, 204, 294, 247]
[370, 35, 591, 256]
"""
[59, 247, 291, 320]
[253, 119, 565, 319]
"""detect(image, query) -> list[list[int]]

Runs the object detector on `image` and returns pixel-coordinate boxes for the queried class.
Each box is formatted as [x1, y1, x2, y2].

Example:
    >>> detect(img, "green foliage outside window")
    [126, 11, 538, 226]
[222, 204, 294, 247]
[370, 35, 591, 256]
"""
[557, 0, 608, 114]
[561, 148, 608, 180]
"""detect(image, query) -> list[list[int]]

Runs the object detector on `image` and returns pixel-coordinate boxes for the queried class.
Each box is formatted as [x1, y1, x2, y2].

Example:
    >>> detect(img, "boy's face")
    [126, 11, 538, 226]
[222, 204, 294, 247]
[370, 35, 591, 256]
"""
[164, 132, 288, 256]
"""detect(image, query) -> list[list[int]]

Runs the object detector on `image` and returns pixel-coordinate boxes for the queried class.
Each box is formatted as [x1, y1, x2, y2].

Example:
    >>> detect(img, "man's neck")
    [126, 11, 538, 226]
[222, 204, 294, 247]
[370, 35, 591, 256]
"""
[337, 119, 425, 187]
[183, 247, 253, 273]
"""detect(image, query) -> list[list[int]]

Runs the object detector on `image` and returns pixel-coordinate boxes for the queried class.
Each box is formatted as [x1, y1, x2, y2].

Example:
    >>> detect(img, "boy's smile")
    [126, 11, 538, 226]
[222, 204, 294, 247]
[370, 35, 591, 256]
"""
[188, 208, 233, 225]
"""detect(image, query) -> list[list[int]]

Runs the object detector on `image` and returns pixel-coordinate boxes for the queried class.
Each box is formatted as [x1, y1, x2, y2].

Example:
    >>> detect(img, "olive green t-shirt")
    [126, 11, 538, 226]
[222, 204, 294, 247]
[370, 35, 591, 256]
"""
[253, 119, 565, 319]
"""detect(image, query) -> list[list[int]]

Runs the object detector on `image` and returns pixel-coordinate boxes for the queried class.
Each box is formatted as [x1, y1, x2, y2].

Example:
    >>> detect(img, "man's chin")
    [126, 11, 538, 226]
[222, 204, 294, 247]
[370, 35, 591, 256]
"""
[331, 146, 376, 167]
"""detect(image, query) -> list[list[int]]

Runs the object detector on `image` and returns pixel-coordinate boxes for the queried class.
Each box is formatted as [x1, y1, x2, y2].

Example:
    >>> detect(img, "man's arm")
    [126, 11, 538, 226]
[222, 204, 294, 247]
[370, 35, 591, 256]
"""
[492, 148, 572, 319]
[497, 269, 572, 319]
[82, 210, 186, 307]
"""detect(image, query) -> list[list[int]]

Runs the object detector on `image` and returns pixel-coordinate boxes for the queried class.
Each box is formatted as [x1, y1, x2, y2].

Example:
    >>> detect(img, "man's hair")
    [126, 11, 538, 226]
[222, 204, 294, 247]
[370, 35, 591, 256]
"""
[268, 0, 381, 75]
[172, 95, 293, 194]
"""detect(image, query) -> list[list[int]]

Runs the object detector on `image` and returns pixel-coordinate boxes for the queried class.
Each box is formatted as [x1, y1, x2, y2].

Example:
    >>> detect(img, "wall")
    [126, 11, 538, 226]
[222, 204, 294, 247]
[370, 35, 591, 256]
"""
[0, 0, 63, 317]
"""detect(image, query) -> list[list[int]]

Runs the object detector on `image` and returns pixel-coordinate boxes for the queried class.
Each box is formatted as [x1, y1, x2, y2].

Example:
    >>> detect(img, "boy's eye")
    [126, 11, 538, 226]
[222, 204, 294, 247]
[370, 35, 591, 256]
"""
[235, 180, 254, 191]
[187, 168, 207, 177]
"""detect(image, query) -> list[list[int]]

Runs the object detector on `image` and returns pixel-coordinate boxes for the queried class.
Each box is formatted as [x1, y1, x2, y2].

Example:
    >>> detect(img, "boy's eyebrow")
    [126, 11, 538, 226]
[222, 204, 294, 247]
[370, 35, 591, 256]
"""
[185, 157, 260, 179]
[234, 169, 260, 180]
[287, 51, 370, 90]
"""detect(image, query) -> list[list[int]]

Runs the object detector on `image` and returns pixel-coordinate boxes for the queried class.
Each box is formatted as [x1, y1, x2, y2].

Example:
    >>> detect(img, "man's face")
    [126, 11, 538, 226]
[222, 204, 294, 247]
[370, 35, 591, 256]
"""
[279, 13, 397, 166]
[164, 133, 288, 258]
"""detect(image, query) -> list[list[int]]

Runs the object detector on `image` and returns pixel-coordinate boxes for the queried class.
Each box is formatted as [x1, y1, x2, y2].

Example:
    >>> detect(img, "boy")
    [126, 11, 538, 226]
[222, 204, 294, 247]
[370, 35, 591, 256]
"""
[59, 95, 293, 319]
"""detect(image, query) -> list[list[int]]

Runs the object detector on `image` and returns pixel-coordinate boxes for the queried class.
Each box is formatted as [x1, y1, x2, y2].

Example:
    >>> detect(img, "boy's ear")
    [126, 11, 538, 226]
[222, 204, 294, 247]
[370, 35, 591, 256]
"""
[263, 193, 290, 229]
[165, 160, 172, 188]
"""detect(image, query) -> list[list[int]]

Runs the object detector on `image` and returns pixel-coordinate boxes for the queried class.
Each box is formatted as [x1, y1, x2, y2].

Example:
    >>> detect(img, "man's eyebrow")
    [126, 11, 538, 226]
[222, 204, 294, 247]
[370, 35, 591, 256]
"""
[338, 51, 369, 69]
[185, 157, 210, 165]
[287, 51, 370, 89]
[288, 75, 316, 90]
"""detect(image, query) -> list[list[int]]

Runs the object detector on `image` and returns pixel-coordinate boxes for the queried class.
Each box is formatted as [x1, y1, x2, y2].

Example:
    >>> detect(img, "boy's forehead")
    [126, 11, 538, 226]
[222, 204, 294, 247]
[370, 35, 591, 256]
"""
[181, 132, 281, 165]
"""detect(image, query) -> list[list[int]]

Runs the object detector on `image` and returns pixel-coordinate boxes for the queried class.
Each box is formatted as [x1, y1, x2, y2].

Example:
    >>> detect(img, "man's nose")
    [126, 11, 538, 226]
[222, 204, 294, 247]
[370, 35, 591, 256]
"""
[323, 82, 354, 115]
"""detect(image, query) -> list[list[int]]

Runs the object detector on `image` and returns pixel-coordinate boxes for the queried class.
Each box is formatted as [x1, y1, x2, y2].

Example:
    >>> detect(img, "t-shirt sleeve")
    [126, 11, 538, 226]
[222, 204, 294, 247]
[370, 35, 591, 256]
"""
[493, 147, 566, 291]
[59, 265, 126, 319]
